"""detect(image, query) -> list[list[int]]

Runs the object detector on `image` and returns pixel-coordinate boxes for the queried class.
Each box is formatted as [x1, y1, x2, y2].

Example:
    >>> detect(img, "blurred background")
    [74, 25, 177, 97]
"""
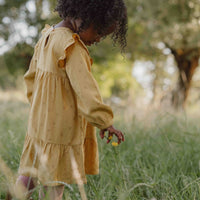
[1, 0, 200, 115]
[1, 1, 200, 199]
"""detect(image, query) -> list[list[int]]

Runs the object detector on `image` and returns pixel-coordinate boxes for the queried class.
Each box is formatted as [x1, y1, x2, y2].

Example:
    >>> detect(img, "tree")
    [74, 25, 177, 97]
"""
[126, 0, 200, 109]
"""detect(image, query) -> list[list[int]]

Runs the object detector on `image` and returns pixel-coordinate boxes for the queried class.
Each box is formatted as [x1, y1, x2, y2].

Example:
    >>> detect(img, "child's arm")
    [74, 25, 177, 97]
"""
[24, 46, 38, 104]
[65, 41, 114, 130]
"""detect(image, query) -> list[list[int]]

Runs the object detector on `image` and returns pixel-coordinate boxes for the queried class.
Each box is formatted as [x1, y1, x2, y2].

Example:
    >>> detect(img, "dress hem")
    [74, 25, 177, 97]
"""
[18, 134, 94, 186]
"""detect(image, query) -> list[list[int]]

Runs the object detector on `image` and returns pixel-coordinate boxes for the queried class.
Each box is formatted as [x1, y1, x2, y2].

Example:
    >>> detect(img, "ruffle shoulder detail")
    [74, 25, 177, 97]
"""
[57, 32, 93, 68]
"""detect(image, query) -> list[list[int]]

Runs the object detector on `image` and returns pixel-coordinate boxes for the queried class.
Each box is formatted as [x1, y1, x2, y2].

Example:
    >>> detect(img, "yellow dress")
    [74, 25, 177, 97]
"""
[18, 24, 113, 186]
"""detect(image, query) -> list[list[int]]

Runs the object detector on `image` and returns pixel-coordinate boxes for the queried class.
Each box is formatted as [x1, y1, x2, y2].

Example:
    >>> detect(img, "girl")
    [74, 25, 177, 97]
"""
[13, 0, 127, 199]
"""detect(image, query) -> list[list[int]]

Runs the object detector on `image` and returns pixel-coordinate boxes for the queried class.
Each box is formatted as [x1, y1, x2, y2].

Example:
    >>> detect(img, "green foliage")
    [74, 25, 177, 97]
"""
[88, 38, 141, 99]
[0, 42, 33, 89]
[91, 54, 139, 98]
[3, 42, 33, 76]
[125, 0, 200, 106]
[0, 57, 20, 89]
[126, 0, 200, 56]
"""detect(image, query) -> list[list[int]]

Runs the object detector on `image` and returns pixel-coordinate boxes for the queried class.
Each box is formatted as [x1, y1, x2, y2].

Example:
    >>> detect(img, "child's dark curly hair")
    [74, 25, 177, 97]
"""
[55, 0, 128, 50]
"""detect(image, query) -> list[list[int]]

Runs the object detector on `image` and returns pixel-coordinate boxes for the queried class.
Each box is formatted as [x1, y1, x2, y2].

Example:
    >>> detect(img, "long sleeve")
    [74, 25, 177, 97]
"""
[24, 47, 38, 104]
[65, 42, 113, 130]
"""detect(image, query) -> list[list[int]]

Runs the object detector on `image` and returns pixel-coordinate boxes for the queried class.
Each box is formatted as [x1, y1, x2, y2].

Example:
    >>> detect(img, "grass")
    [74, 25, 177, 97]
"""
[1, 99, 200, 199]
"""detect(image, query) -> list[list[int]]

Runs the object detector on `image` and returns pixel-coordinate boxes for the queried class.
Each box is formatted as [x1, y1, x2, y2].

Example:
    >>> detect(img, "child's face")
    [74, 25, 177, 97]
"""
[79, 24, 115, 46]
[79, 25, 101, 46]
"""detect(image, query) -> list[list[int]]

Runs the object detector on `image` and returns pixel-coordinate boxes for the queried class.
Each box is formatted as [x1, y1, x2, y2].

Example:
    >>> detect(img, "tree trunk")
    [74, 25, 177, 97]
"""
[171, 48, 200, 109]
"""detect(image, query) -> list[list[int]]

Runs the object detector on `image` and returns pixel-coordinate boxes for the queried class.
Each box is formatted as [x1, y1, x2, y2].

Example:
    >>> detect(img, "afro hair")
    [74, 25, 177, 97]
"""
[55, 0, 128, 50]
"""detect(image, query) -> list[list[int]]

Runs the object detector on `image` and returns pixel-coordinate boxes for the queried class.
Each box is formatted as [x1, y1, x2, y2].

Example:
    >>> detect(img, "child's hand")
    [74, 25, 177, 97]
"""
[99, 125, 125, 144]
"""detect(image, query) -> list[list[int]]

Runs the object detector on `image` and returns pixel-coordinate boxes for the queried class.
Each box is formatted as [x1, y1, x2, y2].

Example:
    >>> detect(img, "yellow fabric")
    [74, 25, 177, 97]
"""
[18, 24, 113, 186]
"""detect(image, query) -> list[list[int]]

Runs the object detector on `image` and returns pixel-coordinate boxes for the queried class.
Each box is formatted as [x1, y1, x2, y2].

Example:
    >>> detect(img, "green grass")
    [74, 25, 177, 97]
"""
[1, 100, 200, 199]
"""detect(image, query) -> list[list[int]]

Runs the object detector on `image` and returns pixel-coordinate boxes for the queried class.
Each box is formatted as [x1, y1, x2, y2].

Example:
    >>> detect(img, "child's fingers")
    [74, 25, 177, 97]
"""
[122, 132, 125, 142]
[99, 129, 105, 139]
[107, 132, 113, 144]
[115, 131, 124, 144]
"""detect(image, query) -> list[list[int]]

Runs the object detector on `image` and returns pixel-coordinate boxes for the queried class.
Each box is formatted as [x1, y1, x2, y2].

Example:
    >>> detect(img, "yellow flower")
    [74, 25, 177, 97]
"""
[108, 136, 113, 140]
[111, 142, 118, 147]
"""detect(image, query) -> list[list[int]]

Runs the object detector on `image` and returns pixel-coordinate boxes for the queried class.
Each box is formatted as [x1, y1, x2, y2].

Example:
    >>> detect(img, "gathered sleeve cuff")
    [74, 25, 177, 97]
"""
[65, 40, 113, 130]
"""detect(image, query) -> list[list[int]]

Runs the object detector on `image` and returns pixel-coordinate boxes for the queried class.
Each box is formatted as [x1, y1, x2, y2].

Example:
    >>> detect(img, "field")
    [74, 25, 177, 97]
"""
[1, 99, 200, 200]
